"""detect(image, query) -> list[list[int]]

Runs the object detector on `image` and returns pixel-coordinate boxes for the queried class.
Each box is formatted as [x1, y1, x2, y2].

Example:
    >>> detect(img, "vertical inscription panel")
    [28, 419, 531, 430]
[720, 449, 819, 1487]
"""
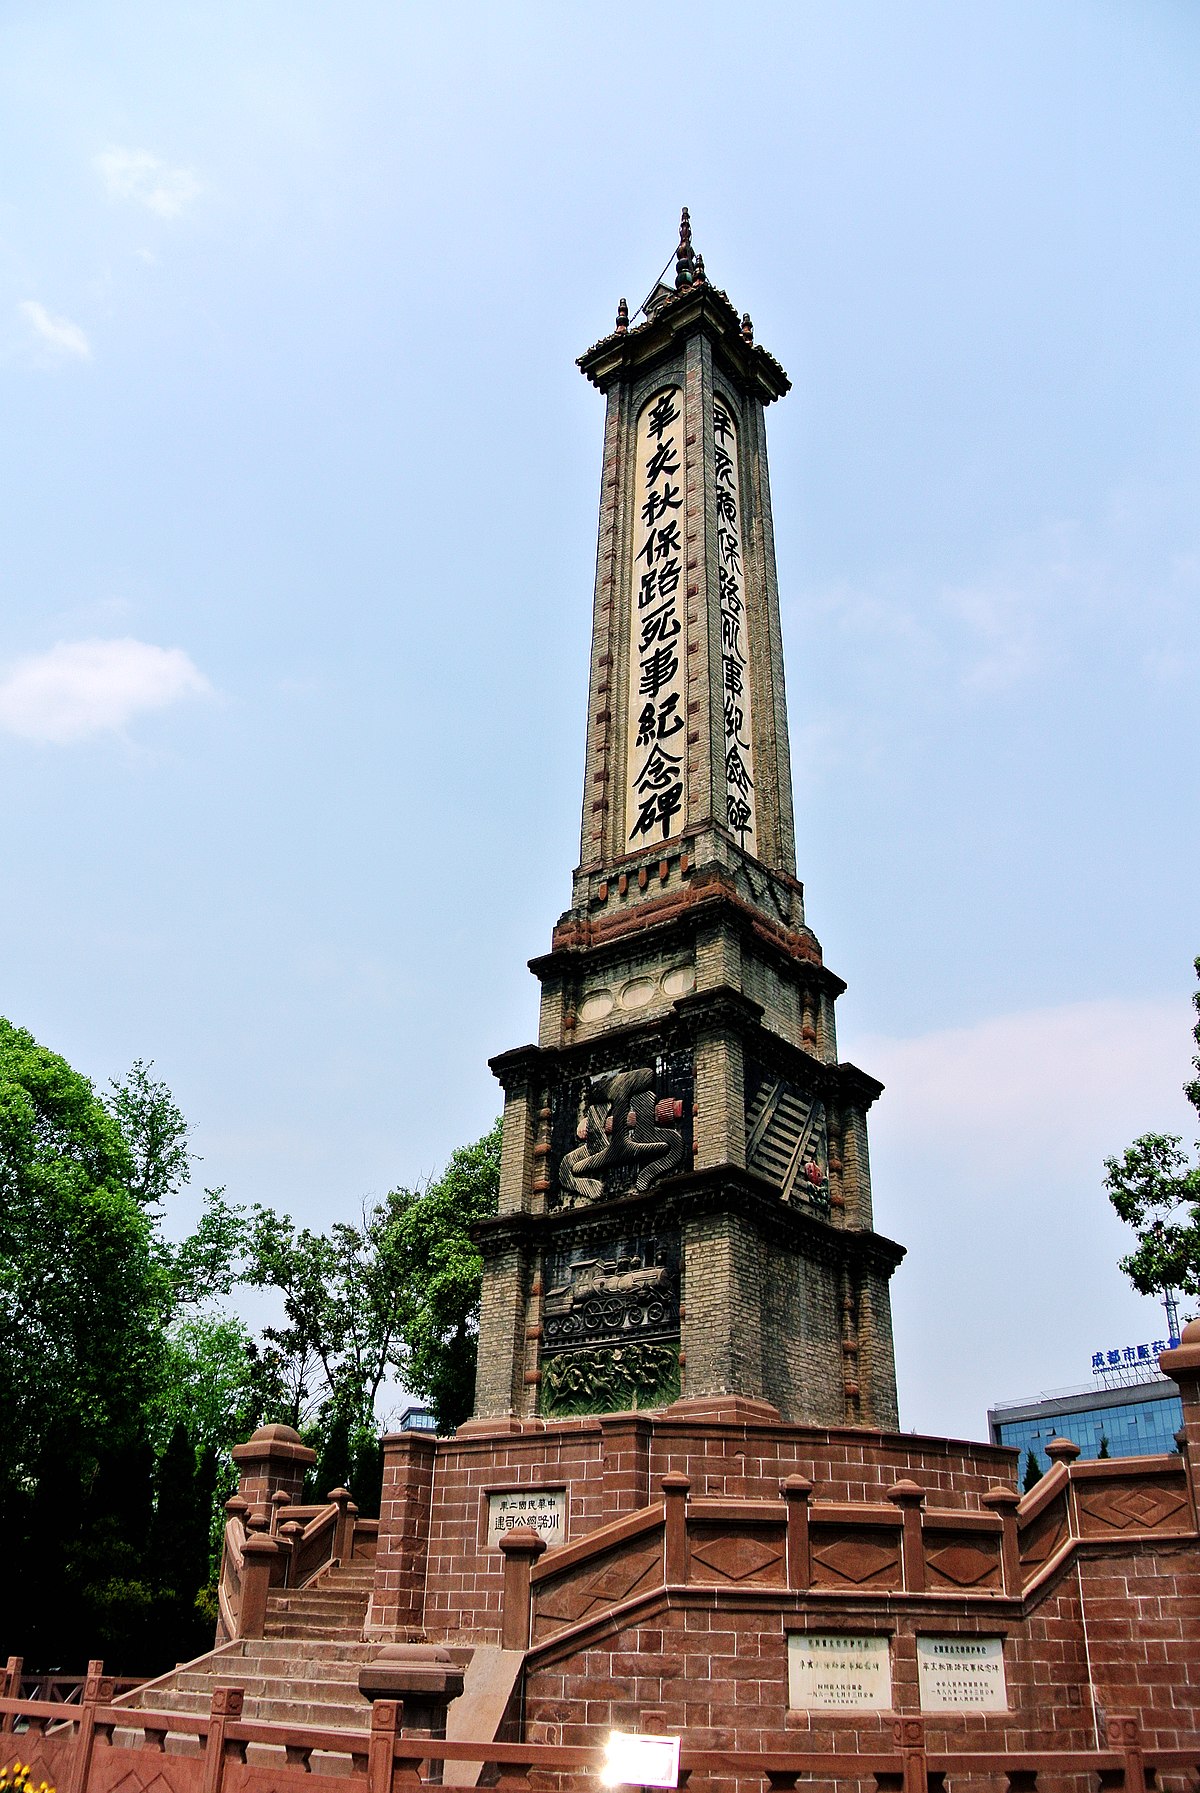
[626, 387, 687, 847]
[713, 395, 756, 847]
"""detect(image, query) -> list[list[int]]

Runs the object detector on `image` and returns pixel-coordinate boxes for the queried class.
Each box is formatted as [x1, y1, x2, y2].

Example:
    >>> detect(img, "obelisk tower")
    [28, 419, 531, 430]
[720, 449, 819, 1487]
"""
[474, 213, 903, 1429]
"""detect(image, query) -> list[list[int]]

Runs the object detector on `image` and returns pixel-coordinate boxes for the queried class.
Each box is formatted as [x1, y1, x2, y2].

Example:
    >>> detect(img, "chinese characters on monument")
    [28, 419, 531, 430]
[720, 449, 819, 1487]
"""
[787, 1633, 892, 1710]
[713, 397, 755, 846]
[915, 1637, 1007, 1712]
[627, 388, 687, 845]
[486, 1488, 567, 1549]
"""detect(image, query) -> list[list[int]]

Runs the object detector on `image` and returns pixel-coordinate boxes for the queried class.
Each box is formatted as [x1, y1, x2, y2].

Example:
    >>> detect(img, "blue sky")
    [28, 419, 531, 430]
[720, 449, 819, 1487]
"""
[2, 2, 1197, 1439]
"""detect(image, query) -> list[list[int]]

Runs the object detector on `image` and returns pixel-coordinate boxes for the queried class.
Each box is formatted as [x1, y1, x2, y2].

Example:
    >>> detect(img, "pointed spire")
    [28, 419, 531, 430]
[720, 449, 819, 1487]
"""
[741, 312, 754, 345]
[675, 206, 696, 290]
[615, 296, 629, 334]
[694, 253, 706, 285]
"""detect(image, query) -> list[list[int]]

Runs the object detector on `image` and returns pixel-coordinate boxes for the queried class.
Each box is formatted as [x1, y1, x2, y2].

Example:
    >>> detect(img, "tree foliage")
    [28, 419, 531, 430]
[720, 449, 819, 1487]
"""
[1103, 955, 1200, 1305]
[244, 1117, 501, 1437]
[1, 1010, 500, 1671]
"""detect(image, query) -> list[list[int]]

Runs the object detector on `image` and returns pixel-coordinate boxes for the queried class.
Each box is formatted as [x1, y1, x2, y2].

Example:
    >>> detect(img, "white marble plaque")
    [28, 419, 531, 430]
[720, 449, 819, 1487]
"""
[486, 1487, 566, 1549]
[916, 1636, 1007, 1712]
[787, 1632, 892, 1710]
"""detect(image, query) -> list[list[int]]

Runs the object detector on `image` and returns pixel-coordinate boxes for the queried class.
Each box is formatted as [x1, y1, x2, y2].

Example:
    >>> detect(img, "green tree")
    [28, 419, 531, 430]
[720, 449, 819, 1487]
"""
[104, 1058, 194, 1209]
[1022, 1448, 1041, 1492]
[245, 1118, 501, 1441]
[0, 1020, 252, 1671]
[1103, 955, 1200, 1309]
[387, 1118, 501, 1430]
[0, 1019, 171, 1521]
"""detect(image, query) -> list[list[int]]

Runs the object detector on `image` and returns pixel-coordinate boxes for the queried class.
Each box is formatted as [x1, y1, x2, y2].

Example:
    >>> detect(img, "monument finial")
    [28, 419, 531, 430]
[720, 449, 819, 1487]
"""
[675, 206, 696, 290]
[615, 296, 629, 334]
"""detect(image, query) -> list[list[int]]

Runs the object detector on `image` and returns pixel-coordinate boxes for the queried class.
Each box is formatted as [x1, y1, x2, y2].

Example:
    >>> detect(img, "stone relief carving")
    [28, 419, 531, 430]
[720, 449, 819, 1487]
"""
[558, 1066, 683, 1207]
[539, 1340, 680, 1417]
[542, 1233, 678, 1349]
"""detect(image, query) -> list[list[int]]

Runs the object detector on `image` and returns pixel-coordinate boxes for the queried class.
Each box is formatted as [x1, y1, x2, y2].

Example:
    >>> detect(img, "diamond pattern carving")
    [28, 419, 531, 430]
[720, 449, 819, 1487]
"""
[1080, 1484, 1186, 1532]
[1019, 1506, 1067, 1567]
[535, 1542, 661, 1627]
[812, 1538, 899, 1586]
[926, 1542, 997, 1588]
[689, 1532, 784, 1584]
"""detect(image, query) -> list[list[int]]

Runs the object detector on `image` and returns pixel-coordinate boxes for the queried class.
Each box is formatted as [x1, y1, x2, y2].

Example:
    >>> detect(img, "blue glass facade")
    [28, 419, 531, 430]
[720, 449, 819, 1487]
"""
[991, 1386, 1182, 1474]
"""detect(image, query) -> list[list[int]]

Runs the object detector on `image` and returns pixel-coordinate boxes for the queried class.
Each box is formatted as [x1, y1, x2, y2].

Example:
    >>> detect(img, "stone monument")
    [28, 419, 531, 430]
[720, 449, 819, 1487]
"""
[475, 208, 904, 1430]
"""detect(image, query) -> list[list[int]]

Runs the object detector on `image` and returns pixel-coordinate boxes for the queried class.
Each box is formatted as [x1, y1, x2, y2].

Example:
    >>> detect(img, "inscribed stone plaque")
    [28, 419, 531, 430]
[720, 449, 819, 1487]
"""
[916, 1636, 1007, 1711]
[787, 1633, 892, 1710]
[486, 1488, 566, 1550]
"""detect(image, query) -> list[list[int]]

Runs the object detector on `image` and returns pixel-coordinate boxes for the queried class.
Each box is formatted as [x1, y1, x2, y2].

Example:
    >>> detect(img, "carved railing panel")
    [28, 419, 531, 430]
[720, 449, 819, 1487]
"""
[809, 1521, 902, 1590]
[688, 1521, 787, 1587]
[1071, 1460, 1191, 1540]
[531, 1530, 664, 1642]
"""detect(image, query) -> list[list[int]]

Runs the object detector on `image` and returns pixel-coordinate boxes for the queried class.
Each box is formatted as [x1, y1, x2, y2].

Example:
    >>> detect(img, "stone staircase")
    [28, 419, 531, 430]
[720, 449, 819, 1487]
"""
[114, 1553, 525, 1782]
[117, 1559, 375, 1733]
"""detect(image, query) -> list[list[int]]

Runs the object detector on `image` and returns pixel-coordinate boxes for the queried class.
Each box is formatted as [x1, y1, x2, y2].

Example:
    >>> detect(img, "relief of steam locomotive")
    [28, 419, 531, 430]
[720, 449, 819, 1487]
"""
[542, 1251, 672, 1343]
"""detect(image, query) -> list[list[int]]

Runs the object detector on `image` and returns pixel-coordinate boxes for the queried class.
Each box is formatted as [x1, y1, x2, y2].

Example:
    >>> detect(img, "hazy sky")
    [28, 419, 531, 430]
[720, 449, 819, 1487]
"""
[2, 2, 1198, 1440]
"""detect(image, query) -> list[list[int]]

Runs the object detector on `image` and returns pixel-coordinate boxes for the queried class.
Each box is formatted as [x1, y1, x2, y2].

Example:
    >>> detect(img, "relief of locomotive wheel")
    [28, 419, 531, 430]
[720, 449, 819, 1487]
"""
[581, 1297, 605, 1331]
[602, 1297, 623, 1328]
[644, 1299, 666, 1325]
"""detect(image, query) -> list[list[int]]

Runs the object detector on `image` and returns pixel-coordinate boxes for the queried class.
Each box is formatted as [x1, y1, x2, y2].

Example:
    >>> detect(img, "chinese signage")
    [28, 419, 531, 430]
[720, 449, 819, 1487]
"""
[787, 1633, 892, 1710]
[627, 387, 687, 846]
[486, 1488, 567, 1549]
[713, 396, 755, 847]
[1092, 1339, 1177, 1374]
[916, 1636, 1007, 1712]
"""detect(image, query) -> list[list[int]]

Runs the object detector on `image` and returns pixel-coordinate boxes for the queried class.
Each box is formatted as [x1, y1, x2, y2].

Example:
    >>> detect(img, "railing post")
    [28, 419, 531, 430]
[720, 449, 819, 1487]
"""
[662, 1473, 690, 1584]
[1106, 1715, 1146, 1793]
[887, 1481, 927, 1593]
[329, 1487, 355, 1562]
[367, 1697, 402, 1793]
[894, 1716, 928, 1793]
[982, 1484, 1022, 1594]
[279, 1519, 304, 1587]
[781, 1476, 813, 1589]
[238, 1534, 279, 1639]
[359, 1647, 465, 1789]
[499, 1526, 547, 1650]
[64, 1661, 115, 1793]
[269, 1489, 291, 1536]
[201, 1686, 244, 1793]
[1, 1657, 22, 1733]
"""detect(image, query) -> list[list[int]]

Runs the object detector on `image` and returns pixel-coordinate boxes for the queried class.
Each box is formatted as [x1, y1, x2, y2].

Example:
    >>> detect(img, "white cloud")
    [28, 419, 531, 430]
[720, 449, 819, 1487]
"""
[0, 639, 211, 744]
[96, 147, 201, 219]
[19, 300, 90, 360]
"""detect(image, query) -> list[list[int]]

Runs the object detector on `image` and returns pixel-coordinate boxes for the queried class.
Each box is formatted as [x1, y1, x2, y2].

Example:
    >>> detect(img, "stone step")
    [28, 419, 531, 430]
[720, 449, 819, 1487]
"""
[262, 1625, 365, 1642]
[244, 1640, 374, 1663]
[266, 1601, 368, 1621]
[170, 1663, 362, 1692]
[128, 1685, 370, 1730]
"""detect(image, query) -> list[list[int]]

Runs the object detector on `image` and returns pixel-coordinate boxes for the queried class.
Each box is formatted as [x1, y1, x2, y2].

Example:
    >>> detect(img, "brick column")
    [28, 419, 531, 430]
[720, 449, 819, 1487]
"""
[365, 1432, 437, 1641]
[1160, 1319, 1200, 1527]
[230, 1425, 316, 1521]
[600, 1416, 651, 1519]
